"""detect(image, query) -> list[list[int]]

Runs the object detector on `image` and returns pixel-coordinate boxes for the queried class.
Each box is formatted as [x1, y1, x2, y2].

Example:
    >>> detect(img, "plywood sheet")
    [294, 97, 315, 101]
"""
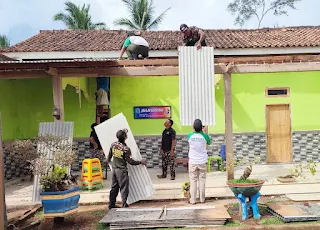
[268, 203, 320, 222]
[178, 46, 215, 126]
[94, 113, 155, 205]
[100, 205, 230, 229]
[286, 194, 320, 201]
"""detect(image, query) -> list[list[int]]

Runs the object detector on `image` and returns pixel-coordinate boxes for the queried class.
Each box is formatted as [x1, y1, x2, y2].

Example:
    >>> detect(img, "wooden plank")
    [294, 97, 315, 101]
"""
[215, 54, 320, 64]
[0, 115, 5, 230]
[230, 62, 320, 73]
[52, 75, 64, 122]
[224, 72, 234, 180]
[0, 71, 51, 79]
[45, 67, 59, 76]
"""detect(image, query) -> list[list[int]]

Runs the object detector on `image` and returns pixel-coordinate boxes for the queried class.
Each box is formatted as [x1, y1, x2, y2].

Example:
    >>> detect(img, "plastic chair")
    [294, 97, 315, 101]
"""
[207, 156, 224, 172]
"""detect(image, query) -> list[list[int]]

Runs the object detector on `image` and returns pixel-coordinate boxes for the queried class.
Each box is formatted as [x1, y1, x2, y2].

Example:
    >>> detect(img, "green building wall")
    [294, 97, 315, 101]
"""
[0, 72, 319, 140]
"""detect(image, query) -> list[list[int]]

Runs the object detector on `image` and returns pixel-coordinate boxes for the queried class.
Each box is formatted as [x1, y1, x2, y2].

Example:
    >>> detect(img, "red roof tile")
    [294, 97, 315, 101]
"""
[2, 26, 320, 53]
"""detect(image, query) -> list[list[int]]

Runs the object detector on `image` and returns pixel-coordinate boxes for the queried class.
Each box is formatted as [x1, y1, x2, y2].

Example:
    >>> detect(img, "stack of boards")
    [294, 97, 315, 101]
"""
[100, 205, 231, 229]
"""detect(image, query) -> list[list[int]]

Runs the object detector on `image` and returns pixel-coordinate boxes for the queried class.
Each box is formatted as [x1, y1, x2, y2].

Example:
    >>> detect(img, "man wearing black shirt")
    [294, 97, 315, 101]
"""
[157, 119, 176, 180]
[89, 123, 107, 178]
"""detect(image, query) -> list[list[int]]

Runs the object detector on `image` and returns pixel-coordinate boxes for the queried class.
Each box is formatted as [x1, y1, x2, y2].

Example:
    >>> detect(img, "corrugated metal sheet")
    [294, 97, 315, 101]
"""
[0, 58, 117, 64]
[94, 113, 155, 205]
[32, 122, 74, 203]
[178, 46, 216, 126]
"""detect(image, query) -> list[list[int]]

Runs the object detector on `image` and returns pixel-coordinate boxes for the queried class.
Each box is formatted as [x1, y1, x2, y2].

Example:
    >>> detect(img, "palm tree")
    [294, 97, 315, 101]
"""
[54, 1, 106, 30]
[114, 0, 170, 30]
[0, 35, 10, 49]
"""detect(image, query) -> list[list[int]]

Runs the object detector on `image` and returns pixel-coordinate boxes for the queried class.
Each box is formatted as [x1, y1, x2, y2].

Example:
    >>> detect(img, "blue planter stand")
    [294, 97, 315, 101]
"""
[236, 192, 261, 220]
[40, 187, 80, 218]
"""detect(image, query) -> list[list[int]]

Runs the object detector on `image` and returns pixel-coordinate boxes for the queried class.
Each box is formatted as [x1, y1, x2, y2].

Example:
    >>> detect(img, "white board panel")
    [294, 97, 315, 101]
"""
[94, 113, 155, 205]
[179, 46, 216, 126]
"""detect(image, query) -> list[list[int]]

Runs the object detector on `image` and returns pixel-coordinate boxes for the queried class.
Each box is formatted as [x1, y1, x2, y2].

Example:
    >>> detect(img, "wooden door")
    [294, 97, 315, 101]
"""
[266, 104, 292, 163]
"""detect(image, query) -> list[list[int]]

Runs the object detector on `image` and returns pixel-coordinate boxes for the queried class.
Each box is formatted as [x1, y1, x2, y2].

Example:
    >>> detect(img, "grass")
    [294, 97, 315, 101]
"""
[228, 178, 261, 184]
[222, 220, 244, 228]
[96, 223, 109, 230]
[92, 210, 105, 217]
[35, 210, 44, 218]
[261, 217, 284, 225]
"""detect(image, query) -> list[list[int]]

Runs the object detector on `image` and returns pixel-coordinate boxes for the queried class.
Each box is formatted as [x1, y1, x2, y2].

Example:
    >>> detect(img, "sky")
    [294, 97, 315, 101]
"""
[0, 0, 318, 45]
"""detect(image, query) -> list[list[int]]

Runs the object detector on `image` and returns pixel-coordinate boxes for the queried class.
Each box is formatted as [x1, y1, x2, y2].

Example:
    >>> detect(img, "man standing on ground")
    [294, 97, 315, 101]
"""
[187, 119, 211, 204]
[119, 31, 149, 60]
[157, 119, 176, 180]
[179, 24, 206, 50]
[107, 129, 146, 209]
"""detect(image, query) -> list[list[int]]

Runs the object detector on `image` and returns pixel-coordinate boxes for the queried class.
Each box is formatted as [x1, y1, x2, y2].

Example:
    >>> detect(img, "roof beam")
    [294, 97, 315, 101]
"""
[45, 67, 59, 76]
[230, 62, 320, 73]
[0, 70, 51, 79]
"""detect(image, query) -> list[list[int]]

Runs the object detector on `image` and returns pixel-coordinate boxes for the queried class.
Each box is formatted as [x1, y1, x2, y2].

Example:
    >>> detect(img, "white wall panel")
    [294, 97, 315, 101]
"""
[179, 46, 216, 126]
[95, 113, 155, 205]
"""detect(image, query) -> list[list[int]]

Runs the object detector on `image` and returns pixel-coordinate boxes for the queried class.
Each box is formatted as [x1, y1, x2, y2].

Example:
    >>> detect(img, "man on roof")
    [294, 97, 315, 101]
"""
[180, 24, 206, 50]
[119, 31, 149, 60]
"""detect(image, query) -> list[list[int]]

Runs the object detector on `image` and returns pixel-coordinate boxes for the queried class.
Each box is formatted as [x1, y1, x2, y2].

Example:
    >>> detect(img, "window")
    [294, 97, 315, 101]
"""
[265, 87, 290, 98]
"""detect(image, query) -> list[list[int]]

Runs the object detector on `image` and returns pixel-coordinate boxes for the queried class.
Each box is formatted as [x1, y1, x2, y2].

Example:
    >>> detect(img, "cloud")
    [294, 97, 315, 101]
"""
[0, 0, 318, 45]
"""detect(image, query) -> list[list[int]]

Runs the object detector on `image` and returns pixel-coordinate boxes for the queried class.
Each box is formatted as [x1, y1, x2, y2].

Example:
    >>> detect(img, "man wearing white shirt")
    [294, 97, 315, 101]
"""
[187, 119, 211, 204]
[119, 31, 149, 60]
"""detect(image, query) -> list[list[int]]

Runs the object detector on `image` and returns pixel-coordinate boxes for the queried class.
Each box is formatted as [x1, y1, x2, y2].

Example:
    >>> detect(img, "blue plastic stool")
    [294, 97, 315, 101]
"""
[235, 192, 261, 220]
[220, 144, 226, 161]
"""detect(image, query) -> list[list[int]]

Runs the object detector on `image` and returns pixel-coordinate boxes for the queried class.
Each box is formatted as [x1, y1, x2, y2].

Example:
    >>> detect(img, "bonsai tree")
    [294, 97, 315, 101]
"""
[6, 135, 78, 192]
[4, 139, 39, 181]
[277, 161, 317, 183]
[228, 156, 262, 184]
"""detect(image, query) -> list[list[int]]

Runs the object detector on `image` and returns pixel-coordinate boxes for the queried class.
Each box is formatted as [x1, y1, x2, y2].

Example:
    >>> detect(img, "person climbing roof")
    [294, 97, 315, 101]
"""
[180, 24, 206, 50]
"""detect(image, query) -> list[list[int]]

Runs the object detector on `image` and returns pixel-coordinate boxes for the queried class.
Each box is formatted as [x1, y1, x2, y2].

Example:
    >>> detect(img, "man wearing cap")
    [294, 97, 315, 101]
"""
[107, 129, 146, 209]
[180, 24, 206, 50]
[187, 119, 211, 204]
[119, 31, 149, 60]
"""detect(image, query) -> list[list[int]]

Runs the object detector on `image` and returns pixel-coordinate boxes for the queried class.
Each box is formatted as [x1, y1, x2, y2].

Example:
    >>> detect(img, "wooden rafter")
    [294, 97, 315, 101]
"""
[1, 55, 320, 79]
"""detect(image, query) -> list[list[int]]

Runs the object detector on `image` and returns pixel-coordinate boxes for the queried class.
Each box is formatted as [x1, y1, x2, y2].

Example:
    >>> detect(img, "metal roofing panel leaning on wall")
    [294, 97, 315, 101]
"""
[178, 46, 216, 126]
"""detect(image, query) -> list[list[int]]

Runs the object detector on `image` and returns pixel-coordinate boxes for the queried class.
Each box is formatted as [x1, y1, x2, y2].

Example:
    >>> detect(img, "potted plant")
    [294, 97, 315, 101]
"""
[9, 135, 80, 218]
[182, 182, 190, 199]
[277, 161, 317, 183]
[226, 156, 264, 220]
[226, 157, 264, 197]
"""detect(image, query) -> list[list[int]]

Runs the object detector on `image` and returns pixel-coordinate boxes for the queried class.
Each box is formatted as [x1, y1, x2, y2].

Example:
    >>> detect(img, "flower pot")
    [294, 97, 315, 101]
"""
[227, 180, 264, 197]
[40, 187, 80, 218]
[183, 191, 190, 199]
[277, 176, 296, 183]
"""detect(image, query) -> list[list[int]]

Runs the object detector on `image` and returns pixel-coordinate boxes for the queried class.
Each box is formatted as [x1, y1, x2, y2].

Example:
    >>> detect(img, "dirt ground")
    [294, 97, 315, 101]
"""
[6, 196, 320, 230]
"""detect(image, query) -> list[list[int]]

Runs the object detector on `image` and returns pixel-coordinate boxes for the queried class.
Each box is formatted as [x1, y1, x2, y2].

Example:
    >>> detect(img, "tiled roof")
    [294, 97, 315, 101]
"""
[2, 26, 320, 53]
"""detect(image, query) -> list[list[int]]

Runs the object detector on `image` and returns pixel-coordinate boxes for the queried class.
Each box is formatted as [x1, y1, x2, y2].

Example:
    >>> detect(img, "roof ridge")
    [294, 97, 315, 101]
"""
[37, 25, 320, 33]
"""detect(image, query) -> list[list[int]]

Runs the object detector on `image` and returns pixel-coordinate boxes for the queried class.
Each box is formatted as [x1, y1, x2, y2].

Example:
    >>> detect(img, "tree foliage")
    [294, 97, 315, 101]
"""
[227, 0, 301, 28]
[0, 35, 10, 49]
[114, 0, 170, 30]
[54, 1, 107, 30]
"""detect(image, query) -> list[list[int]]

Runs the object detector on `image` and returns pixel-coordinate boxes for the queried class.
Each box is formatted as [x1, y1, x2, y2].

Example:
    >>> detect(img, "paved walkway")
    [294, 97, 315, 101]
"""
[5, 164, 320, 206]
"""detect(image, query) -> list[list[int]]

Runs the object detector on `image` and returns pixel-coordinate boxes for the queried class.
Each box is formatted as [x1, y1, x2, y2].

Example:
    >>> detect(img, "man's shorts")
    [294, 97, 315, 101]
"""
[95, 88, 109, 106]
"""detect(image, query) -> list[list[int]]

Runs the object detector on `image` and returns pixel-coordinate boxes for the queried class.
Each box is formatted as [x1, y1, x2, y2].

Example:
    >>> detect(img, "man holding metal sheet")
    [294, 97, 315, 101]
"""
[107, 129, 146, 209]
